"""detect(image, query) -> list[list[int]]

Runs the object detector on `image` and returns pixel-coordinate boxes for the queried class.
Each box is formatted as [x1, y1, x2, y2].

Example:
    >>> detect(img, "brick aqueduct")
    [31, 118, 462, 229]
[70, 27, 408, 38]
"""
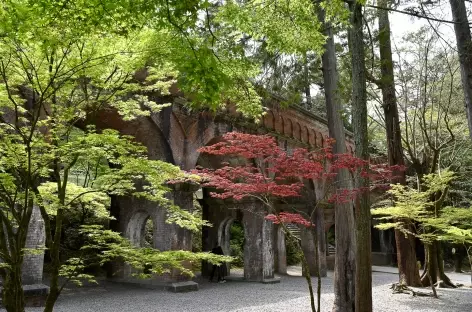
[20, 95, 393, 295]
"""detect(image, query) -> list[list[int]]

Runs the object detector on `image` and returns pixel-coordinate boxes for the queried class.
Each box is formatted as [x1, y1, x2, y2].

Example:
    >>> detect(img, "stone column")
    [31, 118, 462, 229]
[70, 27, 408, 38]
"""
[379, 230, 394, 254]
[20, 205, 49, 307]
[200, 197, 220, 277]
[22, 205, 45, 285]
[242, 202, 275, 282]
[165, 182, 200, 282]
[274, 226, 287, 274]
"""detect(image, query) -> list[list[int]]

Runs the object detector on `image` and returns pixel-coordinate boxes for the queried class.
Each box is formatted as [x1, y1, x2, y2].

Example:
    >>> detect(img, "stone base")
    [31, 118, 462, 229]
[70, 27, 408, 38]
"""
[261, 277, 281, 284]
[0, 284, 50, 307]
[225, 276, 281, 284]
[372, 252, 395, 266]
[167, 281, 199, 292]
[109, 278, 199, 292]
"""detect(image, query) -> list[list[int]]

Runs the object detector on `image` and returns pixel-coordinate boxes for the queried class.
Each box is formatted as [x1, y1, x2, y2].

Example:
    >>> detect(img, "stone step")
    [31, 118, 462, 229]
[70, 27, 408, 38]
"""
[167, 281, 199, 293]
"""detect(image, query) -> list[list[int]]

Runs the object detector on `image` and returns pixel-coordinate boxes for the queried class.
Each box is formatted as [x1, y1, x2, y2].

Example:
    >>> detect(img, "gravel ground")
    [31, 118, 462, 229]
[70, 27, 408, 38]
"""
[4, 268, 472, 312]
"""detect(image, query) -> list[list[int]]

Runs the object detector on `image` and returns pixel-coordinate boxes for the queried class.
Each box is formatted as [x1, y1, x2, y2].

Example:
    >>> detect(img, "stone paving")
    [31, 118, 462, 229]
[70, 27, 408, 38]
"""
[4, 267, 472, 312]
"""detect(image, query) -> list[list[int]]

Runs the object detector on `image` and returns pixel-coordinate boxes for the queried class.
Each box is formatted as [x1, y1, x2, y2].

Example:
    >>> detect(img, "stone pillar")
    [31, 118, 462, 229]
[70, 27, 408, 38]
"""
[169, 182, 199, 252]
[274, 226, 287, 274]
[22, 205, 45, 285]
[242, 202, 275, 282]
[18, 205, 49, 307]
[201, 197, 222, 277]
[379, 230, 394, 254]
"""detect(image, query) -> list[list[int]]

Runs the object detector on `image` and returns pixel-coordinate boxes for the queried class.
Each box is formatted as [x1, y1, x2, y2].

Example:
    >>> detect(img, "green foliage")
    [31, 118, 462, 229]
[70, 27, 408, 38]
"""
[143, 218, 154, 249]
[229, 222, 244, 267]
[372, 171, 472, 246]
[79, 225, 232, 279]
[217, 0, 326, 55]
[0, 1, 272, 309]
[286, 237, 304, 266]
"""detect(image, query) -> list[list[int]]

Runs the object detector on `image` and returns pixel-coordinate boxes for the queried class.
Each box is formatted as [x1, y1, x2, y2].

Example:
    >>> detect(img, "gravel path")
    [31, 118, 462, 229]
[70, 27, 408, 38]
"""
[4, 269, 472, 312]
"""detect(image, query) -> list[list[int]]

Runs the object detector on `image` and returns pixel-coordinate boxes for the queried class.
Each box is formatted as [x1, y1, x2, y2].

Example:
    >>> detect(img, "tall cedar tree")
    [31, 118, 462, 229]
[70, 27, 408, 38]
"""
[348, 1, 372, 311]
[374, 0, 422, 287]
[449, 0, 472, 140]
[317, 7, 357, 312]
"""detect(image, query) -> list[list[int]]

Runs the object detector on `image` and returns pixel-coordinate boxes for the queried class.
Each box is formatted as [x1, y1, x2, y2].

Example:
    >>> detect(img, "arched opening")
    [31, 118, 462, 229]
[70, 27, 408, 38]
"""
[228, 220, 245, 270]
[126, 211, 152, 247]
[143, 217, 154, 248]
[213, 217, 245, 278]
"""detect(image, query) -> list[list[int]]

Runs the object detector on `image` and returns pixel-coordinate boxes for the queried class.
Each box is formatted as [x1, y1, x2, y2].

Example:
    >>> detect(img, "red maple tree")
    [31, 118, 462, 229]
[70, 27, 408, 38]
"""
[195, 132, 399, 219]
[194, 132, 401, 312]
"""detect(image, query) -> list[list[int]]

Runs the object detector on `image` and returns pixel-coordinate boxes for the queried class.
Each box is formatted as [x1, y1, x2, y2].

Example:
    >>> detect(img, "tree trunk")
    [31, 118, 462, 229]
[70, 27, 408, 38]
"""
[421, 241, 456, 287]
[449, 0, 472, 140]
[318, 9, 356, 312]
[304, 52, 312, 109]
[315, 202, 327, 277]
[348, 2, 372, 312]
[43, 208, 65, 312]
[2, 263, 25, 312]
[377, 0, 421, 287]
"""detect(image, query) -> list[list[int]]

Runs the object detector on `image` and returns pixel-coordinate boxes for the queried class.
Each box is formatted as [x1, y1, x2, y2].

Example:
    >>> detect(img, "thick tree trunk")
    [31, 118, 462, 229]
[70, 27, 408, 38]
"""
[318, 9, 356, 312]
[377, 0, 421, 287]
[421, 241, 456, 287]
[449, 0, 472, 140]
[349, 2, 372, 312]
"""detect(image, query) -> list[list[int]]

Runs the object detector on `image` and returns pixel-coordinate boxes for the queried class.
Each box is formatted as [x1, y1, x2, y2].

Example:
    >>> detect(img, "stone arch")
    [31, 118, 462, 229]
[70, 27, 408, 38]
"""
[218, 217, 236, 256]
[126, 210, 156, 247]
[91, 108, 175, 164]
[216, 216, 246, 277]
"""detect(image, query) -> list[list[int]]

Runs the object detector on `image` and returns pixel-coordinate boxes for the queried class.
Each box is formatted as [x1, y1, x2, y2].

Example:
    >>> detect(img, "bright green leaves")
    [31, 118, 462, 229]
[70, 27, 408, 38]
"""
[217, 0, 325, 55]
[372, 170, 472, 245]
[79, 225, 232, 279]
[319, 0, 351, 26]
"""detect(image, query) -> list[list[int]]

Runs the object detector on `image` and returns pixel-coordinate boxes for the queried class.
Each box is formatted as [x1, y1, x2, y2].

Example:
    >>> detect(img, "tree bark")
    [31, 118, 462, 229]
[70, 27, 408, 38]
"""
[318, 9, 356, 312]
[2, 263, 26, 312]
[304, 52, 312, 109]
[314, 202, 327, 277]
[449, 0, 472, 140]
[421, 241, 456, 287]
[348, 2, 372, 311]
[377, 0, 421, 287]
